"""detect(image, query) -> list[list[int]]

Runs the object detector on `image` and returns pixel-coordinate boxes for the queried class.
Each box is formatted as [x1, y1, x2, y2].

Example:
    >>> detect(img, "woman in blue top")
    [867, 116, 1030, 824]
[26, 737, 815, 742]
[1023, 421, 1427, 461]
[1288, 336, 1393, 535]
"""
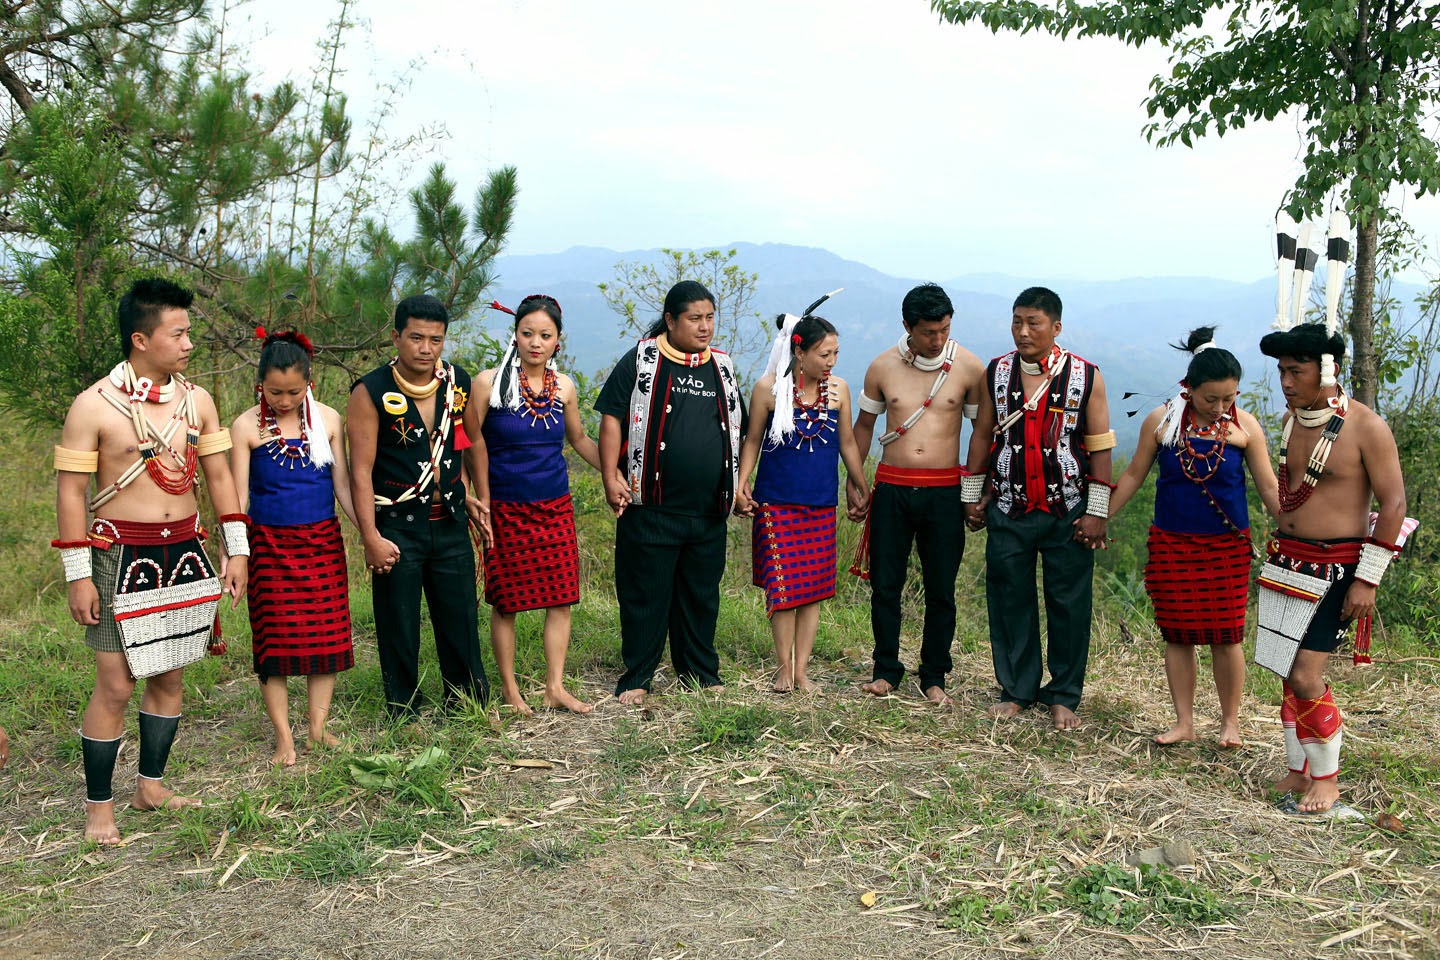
[231, 330, 358, 766]
[1110, 327, 1279, 747]
[736, 311, 868, 692]
[475, 295, 601, 715]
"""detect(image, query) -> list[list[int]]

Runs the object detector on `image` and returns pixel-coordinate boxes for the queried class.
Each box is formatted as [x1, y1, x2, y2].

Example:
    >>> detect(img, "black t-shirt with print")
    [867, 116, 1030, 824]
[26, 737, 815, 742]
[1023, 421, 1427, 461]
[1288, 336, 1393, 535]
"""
[596, 346, 738, 517]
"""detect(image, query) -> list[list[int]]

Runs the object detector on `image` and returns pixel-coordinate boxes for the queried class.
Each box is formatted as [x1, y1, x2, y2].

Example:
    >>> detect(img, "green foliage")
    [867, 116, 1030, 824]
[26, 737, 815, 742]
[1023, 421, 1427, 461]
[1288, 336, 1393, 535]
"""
[348, 745, 455, 809]
[686, 700, 790, 750]
[1064, 863, 1235, 929]
[597, 247, 767, 384]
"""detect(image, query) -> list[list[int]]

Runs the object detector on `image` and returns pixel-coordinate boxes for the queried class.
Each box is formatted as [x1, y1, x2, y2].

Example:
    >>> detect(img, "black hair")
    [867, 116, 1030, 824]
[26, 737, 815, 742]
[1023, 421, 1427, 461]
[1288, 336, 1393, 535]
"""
[257, 333, 313, 383]
[1172, 326, 1242, 387]
[900, 283, 953, 328]
[117, 277, 194, 358]
[775, 314, 838, 376]
[515, 294, 563, 335]
[394, 294, 450, 332]
[1013, 286, 1062, 322]
[1259, 322, 1347, 365]
[645, 280, 717, 338]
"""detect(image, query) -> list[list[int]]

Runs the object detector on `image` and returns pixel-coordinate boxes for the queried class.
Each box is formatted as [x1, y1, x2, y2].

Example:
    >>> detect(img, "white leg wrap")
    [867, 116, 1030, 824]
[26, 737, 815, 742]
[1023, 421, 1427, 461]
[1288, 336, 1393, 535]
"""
[1300, 726, 1341, 780]
[1283, 725, 1307, 774]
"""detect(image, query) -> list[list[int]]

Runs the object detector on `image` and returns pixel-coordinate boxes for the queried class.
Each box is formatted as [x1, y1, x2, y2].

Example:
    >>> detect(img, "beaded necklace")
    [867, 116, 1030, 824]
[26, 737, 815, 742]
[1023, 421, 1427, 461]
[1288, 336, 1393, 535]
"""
[257, 395, 310, 468]
[117, 362, 198, 495]
[518, 366, 562, 428]
[790, 374, 835, 450]
[1277, 392, 1348, 513]
[1177, 405, 1249, 544]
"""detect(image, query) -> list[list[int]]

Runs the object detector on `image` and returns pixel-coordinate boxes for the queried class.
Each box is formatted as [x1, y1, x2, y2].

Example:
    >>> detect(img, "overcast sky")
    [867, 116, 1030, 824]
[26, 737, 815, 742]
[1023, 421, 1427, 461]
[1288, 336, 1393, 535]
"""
[232, 0, 1439, 284]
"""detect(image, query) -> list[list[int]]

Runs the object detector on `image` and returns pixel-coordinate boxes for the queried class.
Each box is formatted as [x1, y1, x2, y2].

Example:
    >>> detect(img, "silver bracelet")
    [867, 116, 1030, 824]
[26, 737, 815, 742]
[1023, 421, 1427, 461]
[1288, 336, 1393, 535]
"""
[60, 546, 92, 582]
[221, 520, 250, 558]
[1355, 540, 1393, 586]
[960, 473, 986, 504]
[1085, 483, 1112, 519]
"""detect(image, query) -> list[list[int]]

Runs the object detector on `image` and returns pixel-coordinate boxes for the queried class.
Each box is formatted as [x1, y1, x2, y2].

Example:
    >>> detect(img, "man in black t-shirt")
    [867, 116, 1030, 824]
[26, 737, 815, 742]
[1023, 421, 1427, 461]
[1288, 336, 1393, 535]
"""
[595, 281, 745, 705]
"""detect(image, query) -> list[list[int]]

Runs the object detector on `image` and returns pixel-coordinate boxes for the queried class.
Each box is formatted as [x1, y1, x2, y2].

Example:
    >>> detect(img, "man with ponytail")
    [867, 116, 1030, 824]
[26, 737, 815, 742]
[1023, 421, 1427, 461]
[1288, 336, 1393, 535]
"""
[849, 283, 986, 705]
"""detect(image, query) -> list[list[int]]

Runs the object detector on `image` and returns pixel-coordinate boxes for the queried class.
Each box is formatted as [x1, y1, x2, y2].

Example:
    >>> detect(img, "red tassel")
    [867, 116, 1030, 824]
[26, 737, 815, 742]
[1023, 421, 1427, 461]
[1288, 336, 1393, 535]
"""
[1354, 615, 1373, 665]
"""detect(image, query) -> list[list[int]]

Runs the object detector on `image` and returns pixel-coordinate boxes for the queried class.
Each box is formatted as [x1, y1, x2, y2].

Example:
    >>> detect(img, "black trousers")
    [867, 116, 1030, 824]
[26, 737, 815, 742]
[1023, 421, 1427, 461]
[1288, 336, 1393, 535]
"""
[868, 482, 966, 692]
[613, 507, 727, 694]
[984, 502, 1094, 710]
[372, 514, 488, 716]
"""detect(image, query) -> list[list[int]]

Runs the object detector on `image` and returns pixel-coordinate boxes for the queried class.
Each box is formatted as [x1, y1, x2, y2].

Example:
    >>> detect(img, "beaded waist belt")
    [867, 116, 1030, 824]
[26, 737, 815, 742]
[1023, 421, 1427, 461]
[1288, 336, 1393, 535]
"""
[1268, 535, 1362, 565]
[874, 464, 965, 488]
[88, 514, 204, 549]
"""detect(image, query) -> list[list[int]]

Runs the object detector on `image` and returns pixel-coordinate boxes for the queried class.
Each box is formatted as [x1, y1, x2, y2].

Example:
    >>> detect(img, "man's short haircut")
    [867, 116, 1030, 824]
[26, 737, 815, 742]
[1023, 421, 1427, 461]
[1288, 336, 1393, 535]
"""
[901, 283, 954, 328]
[117, 277, 194, 358]
[1013, 286, 1062, 322]
[1259, 322, 1347, 365]
[394, 294, 450, 333]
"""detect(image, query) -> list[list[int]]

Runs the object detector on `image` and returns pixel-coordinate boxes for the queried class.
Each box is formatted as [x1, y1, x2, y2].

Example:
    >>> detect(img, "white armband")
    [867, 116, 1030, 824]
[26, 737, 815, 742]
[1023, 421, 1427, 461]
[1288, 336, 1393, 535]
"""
[963, 402, 979, 420]
[59, 546, 93, 582]
[1085, 480, 1113, 519]
[220, 516, 251, 557]
[857, 392, 886, 415]
[1355, 539, 1395, 586]
[961, 473, 986, 504]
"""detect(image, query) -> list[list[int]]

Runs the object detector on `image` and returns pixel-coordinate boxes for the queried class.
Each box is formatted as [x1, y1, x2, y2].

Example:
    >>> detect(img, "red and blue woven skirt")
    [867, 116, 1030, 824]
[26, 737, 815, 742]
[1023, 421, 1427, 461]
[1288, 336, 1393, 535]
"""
[248, 516, 353, 678]
[1143, 525, 1251, 645]
[483, 493, 581, 614]
[751, 504, 837, 616]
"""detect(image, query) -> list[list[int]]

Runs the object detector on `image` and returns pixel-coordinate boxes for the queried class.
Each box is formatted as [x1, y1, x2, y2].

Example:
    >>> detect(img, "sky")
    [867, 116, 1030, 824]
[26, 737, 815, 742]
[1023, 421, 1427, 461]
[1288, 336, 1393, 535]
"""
[229, 0, 1440, 284]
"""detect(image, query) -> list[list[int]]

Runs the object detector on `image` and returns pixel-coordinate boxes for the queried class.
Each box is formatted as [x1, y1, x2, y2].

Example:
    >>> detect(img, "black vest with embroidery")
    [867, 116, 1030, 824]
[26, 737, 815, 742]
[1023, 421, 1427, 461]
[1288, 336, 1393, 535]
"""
[357, 362, 471, 526]
[987, 350, 1095, 517]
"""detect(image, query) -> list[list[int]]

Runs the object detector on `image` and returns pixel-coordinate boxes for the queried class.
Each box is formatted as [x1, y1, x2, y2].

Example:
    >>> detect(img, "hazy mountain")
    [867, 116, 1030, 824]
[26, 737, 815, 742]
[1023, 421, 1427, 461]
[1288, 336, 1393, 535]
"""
[475, 242, 1424, 451]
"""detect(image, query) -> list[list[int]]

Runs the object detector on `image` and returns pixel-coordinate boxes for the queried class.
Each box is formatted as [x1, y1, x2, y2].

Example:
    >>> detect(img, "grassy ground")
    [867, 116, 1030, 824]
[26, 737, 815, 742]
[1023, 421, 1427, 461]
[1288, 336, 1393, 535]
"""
[1, 431, 1438, 960]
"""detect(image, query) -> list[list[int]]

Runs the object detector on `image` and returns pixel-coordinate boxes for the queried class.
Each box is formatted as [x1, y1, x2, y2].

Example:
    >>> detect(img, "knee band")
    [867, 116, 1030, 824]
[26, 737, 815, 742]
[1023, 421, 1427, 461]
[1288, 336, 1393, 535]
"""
[137, 711, 180, 781]
[1294, 686, 1342, 780]
[1280, 682, 1307, 774]
[81, 735, 122, 803]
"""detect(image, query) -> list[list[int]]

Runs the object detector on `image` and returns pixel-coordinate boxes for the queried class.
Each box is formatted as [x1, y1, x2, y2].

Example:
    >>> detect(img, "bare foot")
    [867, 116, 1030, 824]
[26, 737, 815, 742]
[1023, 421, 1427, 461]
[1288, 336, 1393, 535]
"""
[1050, 704, 1082, 731]
[500, 685, 534, 717]
[83, 801, 123, 846]
[860, 678, 895, 697]
[617, 688, 648, 706]
[794, 676, 820, 693]
[1273, 770, 1311, 795]
[1215, 721, 1243, 750]
[307, 730, 342, 750]
[542, 685, 594, 714]
[272, 743, 298, 766]
[132, 780, 201, 812]
[922, 685, 953, 706]
[1298, 777, 1340, 813]
[986, 700, 1023, 719]
[771, 668, 794, 693]
[1153, 723, 1195, 746]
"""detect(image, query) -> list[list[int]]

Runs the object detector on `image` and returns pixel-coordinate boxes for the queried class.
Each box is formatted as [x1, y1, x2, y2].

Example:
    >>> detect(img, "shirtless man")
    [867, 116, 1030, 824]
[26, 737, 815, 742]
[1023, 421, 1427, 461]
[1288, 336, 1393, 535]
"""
[848, 283, 985, 705]
[963, 287, 1114, 730]
[53, 278, 248, 844]
[1257, 323, 1406, 814]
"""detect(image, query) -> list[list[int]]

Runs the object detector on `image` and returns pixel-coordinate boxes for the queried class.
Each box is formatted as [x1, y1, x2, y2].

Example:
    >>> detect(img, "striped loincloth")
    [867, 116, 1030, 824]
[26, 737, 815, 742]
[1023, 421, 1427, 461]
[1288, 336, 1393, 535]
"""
[1143, 525, 1251, 645]
[483, 494, 580, 614]
[248, 517, 353, 677]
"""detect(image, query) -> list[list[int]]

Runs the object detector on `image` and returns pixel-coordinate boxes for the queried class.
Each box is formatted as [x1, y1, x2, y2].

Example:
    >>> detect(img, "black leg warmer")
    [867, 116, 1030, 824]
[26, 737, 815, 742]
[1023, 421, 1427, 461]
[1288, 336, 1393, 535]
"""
[136, 711, 180, 781]
[81, 735, 121, 803]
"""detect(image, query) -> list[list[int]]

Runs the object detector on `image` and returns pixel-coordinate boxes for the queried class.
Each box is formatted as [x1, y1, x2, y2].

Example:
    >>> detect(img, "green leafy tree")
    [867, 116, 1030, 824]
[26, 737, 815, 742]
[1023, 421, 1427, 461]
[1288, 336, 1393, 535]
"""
[597, 247, 766, 383]
[929, 0, 1440, 406]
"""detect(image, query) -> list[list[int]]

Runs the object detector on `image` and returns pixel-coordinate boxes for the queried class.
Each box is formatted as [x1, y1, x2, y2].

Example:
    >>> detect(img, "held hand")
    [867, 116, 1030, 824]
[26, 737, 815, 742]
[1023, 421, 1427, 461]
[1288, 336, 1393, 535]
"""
[466, 496, 494, 549]
[364, 536, 401, 575]
[222, 555, 248, 608]
[1072, 515, 1110, 550]
[1340, 581, 1378, 622]
[964, 501, 988, 532]
[844, 479, 870, 522]
[604, 474, 632, 517]
[68, 579, 101, 626]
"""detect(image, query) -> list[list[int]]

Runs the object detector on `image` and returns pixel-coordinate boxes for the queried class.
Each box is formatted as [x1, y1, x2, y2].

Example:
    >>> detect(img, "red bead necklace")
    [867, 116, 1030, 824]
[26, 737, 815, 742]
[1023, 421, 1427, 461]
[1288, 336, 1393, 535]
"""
[257, 394, 310, 467]
[519, 366, 562, 428]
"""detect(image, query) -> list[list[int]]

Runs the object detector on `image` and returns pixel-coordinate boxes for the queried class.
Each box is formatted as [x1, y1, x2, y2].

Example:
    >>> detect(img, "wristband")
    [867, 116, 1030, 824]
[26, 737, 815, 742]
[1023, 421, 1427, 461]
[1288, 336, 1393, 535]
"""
[1084, 480, 1113, 519]
[52, 540, 93, 581]
[857, 392, 886, 415]
[961, 473, 986, 504]
[219, 514, 251, 557]
[1355, 539, 1395, 586]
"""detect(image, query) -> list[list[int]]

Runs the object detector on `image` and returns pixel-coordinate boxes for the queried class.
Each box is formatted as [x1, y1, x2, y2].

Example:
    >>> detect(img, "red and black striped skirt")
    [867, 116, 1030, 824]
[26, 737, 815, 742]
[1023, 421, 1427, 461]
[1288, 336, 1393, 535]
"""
[248, 517, 353, 677]
[752, 504, 837, 616]
[483, 494, 580, 614]
[1143, 525, 1251, 645]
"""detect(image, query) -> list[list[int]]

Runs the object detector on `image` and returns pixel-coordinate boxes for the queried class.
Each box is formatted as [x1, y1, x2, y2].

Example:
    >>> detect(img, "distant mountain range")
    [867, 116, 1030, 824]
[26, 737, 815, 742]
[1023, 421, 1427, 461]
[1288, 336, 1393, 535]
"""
[474, 242, 1424, 451]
